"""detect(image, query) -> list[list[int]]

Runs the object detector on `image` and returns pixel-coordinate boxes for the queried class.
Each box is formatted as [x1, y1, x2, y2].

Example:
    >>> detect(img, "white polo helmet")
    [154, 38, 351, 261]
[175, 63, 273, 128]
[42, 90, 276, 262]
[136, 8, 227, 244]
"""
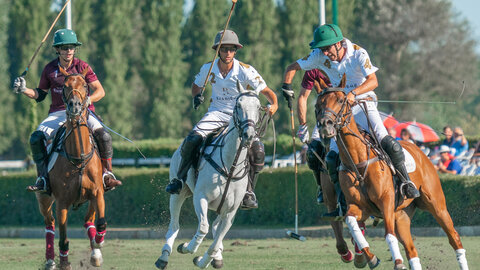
[212, 30, 243, 50]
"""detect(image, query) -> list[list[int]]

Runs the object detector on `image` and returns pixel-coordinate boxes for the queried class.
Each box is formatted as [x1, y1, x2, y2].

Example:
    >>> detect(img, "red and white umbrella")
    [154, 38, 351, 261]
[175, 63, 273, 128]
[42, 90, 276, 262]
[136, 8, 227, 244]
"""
[380, 112, 399, 129]
[394, 121, 439, 143]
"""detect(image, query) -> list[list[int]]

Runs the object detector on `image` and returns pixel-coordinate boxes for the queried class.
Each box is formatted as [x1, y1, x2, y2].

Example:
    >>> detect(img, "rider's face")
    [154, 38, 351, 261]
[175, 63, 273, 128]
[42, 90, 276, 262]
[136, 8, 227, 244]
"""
[56, 45, 76, 61]
[219, 45, 236, 64]
[321, 42, 341, 61]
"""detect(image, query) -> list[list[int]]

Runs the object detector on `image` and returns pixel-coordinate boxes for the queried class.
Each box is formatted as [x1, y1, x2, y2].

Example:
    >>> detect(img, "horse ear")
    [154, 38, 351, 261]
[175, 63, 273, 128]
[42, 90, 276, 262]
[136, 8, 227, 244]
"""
[81, 68, 88, 78]
[237, 80, 246, 94]
[58, 65, 69, 76]
[339, 73, 346, 88]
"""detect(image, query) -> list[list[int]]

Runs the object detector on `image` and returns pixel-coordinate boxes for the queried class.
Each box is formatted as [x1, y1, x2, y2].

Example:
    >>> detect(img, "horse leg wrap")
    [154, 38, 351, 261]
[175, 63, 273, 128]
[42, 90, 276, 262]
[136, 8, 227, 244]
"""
[95, 218, 107, 245]
[455, 249, 469, 270]
[346, 216, 369, 251]
[408, 257, 422, 270]
[385, 233, 404, 263]
[84, 222, 97, 248]
[59, 240, 69, 263]
[45, 226, 55, 260]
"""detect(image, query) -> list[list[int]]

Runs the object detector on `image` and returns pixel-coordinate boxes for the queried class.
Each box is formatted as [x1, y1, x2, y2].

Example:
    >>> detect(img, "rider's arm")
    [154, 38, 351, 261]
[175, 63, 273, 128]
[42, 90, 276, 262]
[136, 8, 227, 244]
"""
[22, 87, 46, 100]
[260, 87, 278, 116]
[283, 62, 302, 84]
[346, 72, 378, 104]
[88, 80, 105, 103]
[192, 83, 202, 97]
[297, 87, 311, 125]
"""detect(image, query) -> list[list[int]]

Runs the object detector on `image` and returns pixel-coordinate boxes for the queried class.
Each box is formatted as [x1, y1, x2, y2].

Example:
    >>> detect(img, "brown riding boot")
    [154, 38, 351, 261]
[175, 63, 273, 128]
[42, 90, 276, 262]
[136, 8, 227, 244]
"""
[101, 158, 122, 191]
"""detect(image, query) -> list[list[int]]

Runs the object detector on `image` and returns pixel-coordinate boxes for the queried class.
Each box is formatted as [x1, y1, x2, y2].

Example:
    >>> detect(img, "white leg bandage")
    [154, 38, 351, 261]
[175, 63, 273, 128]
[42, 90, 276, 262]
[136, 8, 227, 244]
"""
[385, 233, 404, 263]
[455, 249, 469, 270]
[408, 257, 422, 270]
[345, 216, 369, 250]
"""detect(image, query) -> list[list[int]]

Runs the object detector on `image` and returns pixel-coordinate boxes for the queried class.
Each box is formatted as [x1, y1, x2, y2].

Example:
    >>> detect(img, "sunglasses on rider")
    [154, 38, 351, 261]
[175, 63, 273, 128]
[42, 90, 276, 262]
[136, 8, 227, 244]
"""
[59, 45, 76, 51]
[319, 44, 335, 52]
[219, 46, 237, 53]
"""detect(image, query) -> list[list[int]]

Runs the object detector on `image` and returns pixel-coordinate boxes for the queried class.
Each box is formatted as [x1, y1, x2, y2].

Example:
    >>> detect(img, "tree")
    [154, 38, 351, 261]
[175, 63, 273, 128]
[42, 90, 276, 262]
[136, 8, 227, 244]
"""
[139, 0, 188, 138]
[352, 0, 480, 133]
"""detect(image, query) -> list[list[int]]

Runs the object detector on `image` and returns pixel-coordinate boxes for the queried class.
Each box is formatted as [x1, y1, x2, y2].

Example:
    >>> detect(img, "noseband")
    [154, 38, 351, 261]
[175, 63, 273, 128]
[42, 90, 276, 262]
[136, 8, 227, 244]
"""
[316, 88, 352, 129]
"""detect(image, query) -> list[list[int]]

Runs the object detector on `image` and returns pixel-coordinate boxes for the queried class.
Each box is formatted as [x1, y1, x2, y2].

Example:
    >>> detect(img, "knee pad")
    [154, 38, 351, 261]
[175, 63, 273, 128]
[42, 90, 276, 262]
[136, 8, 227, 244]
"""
[181, 131, 204, 157]
[30, 131, 47, 162]
[96, 217, 107, 232]
[306, 140, 327, 172]
[93, 128, 113, 159]
[249, 140, 265, 173]
[326, 150, 340, 182]
[381, 136, 404, 165]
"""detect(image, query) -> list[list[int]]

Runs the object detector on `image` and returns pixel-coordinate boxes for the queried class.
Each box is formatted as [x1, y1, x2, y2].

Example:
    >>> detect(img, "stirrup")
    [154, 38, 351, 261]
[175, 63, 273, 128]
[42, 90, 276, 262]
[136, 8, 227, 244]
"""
[26, 176, 47, 193]
[400, 182, 420, 198]
[240, 191, 258, 210]
[103, 171, 122, 191]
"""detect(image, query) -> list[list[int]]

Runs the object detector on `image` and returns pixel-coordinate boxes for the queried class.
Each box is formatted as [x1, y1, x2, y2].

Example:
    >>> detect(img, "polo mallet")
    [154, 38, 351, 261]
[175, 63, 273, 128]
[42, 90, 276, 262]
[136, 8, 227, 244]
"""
[197, 0, 237, 101]
[285, 97, 306, 242]
[20, 0, 71, 77]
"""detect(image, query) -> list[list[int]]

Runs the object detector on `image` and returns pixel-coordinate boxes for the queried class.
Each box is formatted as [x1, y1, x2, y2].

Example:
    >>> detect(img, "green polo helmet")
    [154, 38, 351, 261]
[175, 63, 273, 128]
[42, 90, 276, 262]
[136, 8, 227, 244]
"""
[52, 29, 82, 47]
[309, 24, 343, 49]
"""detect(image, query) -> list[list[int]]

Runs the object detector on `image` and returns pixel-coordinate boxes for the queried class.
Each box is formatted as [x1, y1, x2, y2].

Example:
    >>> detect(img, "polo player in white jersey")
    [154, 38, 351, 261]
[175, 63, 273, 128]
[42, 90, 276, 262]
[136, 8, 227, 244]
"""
[166, 30, 278, 209]
[281, 24, 420, 200]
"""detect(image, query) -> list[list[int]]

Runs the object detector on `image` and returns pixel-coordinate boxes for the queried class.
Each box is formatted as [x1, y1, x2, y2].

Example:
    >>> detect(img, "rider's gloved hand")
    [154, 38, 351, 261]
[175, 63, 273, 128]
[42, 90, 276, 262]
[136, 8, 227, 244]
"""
[281, 83, 295, 109]
[12, 77, 27, 94]
[297, 124, 309, 143]
[193, 94, 204, 110]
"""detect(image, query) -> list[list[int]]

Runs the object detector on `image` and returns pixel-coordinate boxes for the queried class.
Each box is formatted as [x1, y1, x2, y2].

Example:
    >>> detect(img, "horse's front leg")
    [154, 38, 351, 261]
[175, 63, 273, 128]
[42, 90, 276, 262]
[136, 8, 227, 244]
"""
[330, 220, 353, 263]
[89, 190, 106, 267]
[156, 191, 189, 270]
[345, 204, 379, 269]
[181, 196, 209, 256]
[56, 205, 71, 270]
[209, 216, 225, 268]
[84, 202, 97, 249]
[381, 198, 407, 270]
[36, 193, 56, 270]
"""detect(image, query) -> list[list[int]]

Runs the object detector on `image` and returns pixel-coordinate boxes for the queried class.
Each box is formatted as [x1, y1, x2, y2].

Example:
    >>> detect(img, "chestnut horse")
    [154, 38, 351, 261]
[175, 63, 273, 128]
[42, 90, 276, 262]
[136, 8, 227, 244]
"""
[315, 77, 468, 270]
[35, 67, 106, 270]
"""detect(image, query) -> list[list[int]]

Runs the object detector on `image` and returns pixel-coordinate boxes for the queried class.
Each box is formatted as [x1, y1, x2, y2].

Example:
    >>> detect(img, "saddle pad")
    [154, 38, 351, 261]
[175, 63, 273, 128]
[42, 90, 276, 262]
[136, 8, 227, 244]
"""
[404, 148, 416, 173]
[48, 152, 59, 173]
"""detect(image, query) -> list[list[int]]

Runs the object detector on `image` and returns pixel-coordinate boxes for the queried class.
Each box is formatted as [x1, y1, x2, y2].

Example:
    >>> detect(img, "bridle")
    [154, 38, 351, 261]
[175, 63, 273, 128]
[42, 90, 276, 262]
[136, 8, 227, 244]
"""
[315, 87, 353, 131]
[232, 91, 260, 135]
[62, 73, 89, 120]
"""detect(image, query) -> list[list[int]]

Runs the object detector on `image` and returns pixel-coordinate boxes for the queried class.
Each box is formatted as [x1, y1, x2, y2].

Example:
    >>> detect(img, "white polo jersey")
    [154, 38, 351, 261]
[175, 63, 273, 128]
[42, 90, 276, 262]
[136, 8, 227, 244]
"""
[297, 38, 378, 100]
[194, 58, 266, 114]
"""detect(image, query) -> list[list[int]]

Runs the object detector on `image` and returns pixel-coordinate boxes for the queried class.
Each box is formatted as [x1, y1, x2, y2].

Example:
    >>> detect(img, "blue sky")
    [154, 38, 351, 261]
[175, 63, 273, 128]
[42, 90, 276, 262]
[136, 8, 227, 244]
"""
[452, 0, 480, 52]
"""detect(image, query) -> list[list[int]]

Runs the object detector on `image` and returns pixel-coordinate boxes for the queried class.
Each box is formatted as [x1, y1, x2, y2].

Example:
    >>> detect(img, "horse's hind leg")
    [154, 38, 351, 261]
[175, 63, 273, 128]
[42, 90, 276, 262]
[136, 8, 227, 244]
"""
[156, 192, 189, 269]
[429, 203, 468, 269]
[36, 193, 56, 269]
[330, 220, 353, 263]
[395, 209, 421, 270]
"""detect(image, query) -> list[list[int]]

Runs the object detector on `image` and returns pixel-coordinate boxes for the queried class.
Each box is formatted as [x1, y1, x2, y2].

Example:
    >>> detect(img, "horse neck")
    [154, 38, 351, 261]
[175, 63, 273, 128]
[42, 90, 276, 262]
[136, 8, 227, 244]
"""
[338, 117, 369, 164]
[65, 118, 92, 156]
[219, 121, 248, 166]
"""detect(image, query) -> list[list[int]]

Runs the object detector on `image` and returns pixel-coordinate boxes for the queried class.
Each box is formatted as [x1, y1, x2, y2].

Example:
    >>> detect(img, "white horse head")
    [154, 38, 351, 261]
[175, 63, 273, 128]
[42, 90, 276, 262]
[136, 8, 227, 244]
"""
[234, 80, 261, 146]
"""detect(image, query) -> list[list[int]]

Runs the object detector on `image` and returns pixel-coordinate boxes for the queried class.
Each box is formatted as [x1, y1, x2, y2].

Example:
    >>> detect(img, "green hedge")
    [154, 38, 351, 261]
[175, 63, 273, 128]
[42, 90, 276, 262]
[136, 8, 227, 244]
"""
[112, 134, 303, 158]
[1, 167, 479, 227]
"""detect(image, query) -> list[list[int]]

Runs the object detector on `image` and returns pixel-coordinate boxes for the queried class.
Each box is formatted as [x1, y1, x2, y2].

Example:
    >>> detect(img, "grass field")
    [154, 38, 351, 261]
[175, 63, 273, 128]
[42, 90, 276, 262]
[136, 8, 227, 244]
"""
[1, 236, 479, 270]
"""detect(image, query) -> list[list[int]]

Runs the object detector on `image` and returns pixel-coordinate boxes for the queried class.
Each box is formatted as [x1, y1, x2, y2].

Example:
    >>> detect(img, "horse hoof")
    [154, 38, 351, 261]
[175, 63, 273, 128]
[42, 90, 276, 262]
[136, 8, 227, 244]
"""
[340, 250, 353, 263]
[90, 248, 103, 267]
[211, 259, 224, 268]
[177, 243, 189, 254]
[394, 263, 407, 270]
[354, 253, 367, 268]
[45, 259, 56, 270]
[155, 258, 168, 269]
[59, 262, 71, 270]
[367, 256, 380, 269]
[193, 256, 201, 266]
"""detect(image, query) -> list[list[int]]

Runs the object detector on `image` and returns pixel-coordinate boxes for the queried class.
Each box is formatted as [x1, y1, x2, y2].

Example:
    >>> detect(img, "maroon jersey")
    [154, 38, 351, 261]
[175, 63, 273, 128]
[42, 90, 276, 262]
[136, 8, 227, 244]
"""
[301, 69, 332, 92]
[38, 58, 98, 113]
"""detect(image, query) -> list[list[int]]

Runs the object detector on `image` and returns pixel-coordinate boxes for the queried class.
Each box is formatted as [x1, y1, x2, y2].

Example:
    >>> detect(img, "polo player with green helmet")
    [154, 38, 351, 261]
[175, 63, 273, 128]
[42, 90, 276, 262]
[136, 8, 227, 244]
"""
[281, 24, 420, 205]
[12, 29, 122, 193]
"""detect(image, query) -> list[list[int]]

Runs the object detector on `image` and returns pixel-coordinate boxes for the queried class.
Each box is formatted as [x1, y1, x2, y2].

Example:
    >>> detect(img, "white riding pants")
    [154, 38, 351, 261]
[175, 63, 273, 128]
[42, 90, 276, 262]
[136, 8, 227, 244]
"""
[37, 110, 103, 142]
[193, 110, 231, 138]
[328, 100, 388, 153]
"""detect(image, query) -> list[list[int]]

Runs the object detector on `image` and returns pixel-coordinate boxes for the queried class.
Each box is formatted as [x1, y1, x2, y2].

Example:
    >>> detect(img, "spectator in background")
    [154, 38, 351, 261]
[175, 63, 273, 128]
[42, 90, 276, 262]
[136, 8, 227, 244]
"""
[400, 128, 415, 144]
[434, 145, 463, 174]
[451, 127, 468, 157]
[470, 141, 480, 166]
[441, 125, 454, 147]
[388, 127, 398, 139]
